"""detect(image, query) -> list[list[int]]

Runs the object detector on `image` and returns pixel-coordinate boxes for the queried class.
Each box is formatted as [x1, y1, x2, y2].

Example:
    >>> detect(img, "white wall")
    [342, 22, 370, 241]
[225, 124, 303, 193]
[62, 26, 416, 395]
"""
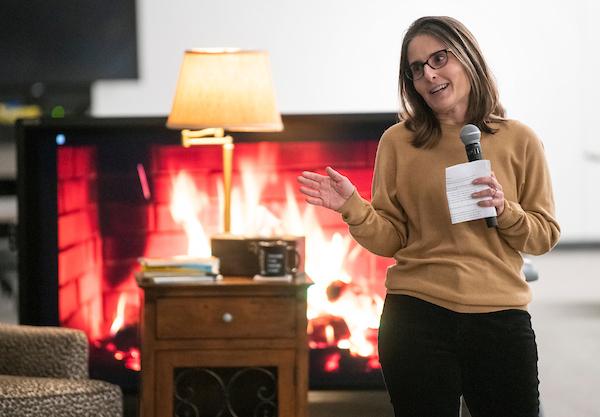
[93, 0, 600, 243]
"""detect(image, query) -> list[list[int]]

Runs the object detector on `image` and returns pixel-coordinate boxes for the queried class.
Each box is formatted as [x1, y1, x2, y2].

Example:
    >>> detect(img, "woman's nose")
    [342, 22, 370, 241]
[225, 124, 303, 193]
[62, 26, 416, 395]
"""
[422, 64, 437, 80]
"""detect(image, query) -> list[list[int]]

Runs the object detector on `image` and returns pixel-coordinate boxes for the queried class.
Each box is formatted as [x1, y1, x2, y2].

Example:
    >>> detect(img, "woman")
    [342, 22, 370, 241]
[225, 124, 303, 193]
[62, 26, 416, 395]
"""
[298, 16, 560, 417]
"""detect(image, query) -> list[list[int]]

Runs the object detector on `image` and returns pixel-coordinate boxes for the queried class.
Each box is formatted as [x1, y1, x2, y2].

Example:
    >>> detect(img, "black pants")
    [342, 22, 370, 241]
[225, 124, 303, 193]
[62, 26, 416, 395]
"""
[378, 294, 540, 417]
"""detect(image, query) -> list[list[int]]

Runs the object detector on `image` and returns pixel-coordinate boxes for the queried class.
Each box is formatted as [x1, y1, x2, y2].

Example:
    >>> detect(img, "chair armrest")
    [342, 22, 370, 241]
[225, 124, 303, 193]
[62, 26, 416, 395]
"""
[0, 323, 88, 379]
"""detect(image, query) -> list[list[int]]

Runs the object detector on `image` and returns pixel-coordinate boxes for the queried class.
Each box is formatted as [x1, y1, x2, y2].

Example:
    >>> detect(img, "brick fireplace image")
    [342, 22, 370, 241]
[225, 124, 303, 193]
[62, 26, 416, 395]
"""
[17, 114, 396, 392]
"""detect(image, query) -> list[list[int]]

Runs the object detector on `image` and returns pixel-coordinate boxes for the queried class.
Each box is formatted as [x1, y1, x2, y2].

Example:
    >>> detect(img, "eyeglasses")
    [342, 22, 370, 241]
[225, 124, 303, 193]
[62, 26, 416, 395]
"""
[406, 49, 451, 81]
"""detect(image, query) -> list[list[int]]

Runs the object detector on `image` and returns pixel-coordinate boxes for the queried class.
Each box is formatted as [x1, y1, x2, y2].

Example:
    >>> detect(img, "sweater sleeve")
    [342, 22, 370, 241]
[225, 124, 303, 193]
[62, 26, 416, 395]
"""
[338, 134, 408, 257]
[496, 127, 560, 255]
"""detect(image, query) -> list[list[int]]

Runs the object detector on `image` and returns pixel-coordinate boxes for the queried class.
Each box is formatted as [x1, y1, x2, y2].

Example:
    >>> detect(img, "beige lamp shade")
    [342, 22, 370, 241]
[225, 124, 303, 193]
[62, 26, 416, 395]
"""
[166, 49, 283, 132]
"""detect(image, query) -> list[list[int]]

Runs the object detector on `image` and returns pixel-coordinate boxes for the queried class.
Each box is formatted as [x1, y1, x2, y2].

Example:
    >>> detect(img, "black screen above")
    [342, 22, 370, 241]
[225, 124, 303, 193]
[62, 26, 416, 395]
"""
[0, 0, 138, 86]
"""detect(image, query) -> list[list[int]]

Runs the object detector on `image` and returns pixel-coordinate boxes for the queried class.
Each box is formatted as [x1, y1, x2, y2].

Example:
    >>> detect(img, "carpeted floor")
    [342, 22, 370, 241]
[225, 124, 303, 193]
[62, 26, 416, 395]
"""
[529, 249, 600, 417]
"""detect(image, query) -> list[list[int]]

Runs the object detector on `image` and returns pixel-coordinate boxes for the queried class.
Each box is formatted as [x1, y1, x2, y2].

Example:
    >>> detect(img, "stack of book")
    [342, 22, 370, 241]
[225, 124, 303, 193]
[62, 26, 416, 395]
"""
[138, 256, 222, 284]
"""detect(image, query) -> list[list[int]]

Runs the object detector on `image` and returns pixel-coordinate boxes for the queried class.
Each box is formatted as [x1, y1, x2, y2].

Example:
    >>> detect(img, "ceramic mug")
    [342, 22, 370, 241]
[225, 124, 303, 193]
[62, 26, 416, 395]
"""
[255, 240, 300, 277]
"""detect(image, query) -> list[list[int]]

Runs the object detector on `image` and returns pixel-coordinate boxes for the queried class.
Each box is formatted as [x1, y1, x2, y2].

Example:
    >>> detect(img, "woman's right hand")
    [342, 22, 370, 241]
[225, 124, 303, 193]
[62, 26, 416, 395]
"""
[297, 166, 356, 211]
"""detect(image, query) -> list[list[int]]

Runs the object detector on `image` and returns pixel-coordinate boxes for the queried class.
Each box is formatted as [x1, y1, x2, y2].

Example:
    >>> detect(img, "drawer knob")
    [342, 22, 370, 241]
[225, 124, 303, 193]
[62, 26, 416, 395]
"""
[222, 312, 234, 323]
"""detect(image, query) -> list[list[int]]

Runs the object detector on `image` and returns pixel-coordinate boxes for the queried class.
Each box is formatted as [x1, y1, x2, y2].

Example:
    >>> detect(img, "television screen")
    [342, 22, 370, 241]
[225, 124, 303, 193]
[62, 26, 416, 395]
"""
[0, 0, 138, 86]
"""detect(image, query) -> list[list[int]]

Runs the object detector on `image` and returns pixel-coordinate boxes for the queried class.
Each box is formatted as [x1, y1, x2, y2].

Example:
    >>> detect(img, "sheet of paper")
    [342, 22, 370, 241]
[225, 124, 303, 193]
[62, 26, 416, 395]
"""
[445, 160, 496, 224]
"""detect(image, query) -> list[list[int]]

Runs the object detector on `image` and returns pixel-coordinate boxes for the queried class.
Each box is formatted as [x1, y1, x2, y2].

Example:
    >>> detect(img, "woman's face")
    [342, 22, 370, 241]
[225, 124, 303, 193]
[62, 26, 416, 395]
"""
[407, 34, 471, 125]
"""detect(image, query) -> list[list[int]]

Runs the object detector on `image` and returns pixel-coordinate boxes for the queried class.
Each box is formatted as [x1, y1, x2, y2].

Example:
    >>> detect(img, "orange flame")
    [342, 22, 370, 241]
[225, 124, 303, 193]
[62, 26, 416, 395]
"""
[325, 353, 341, 372]
[169, 171, 211, 257]
[109, 293, 127, 336]
[170, 158, 384, 359]
[230, 159, 282, 236]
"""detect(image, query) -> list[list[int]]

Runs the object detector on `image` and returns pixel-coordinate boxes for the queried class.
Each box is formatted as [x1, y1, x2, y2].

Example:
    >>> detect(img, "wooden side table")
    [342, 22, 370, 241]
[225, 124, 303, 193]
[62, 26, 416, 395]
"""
[137, 275, 311, 417]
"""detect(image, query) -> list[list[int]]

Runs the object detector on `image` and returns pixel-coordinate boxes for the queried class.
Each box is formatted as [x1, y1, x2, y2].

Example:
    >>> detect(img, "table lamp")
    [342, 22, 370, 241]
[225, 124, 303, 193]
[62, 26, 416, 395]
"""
[167, 49, 283, 233]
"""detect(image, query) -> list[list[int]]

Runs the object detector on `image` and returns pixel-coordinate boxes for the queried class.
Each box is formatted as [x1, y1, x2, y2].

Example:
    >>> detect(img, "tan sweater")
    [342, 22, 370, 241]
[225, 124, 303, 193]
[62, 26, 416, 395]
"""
[339, 119, 560, 313]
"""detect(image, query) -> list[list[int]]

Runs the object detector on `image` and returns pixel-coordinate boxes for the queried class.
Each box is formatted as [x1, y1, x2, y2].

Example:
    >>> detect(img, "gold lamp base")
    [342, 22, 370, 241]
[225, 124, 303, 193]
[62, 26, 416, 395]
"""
[181, 128, 234, 234]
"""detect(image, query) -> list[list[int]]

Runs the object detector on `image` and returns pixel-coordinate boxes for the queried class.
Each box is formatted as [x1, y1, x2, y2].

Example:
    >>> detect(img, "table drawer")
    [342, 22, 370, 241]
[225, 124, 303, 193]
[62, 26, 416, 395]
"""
[156, 296, 296, 339]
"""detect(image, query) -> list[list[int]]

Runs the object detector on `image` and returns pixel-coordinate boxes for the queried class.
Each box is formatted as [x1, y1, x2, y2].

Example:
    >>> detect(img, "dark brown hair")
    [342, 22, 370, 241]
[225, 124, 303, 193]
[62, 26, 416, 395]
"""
[399, 16, 505, 148]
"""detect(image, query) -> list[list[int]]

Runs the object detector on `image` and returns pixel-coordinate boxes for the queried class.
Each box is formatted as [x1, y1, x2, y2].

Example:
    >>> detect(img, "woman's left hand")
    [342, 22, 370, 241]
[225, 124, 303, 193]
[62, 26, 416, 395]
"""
[472, 171, 505, 216]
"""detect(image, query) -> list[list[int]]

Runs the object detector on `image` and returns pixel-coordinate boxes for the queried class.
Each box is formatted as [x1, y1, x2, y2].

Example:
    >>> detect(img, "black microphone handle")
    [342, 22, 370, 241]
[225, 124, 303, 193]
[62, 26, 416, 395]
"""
[465, 143, 497, 228]
[465, 143, 483, 162]
[485, 216, 497, 228]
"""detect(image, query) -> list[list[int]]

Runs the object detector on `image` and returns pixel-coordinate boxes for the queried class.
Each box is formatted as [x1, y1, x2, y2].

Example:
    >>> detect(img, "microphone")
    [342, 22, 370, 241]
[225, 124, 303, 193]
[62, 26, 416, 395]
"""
[459, 124, 497, 228]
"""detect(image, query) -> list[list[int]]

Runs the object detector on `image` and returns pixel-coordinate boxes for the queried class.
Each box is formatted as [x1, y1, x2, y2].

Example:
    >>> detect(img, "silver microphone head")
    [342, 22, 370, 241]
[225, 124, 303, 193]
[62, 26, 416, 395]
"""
[460, 124, 481, 146]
